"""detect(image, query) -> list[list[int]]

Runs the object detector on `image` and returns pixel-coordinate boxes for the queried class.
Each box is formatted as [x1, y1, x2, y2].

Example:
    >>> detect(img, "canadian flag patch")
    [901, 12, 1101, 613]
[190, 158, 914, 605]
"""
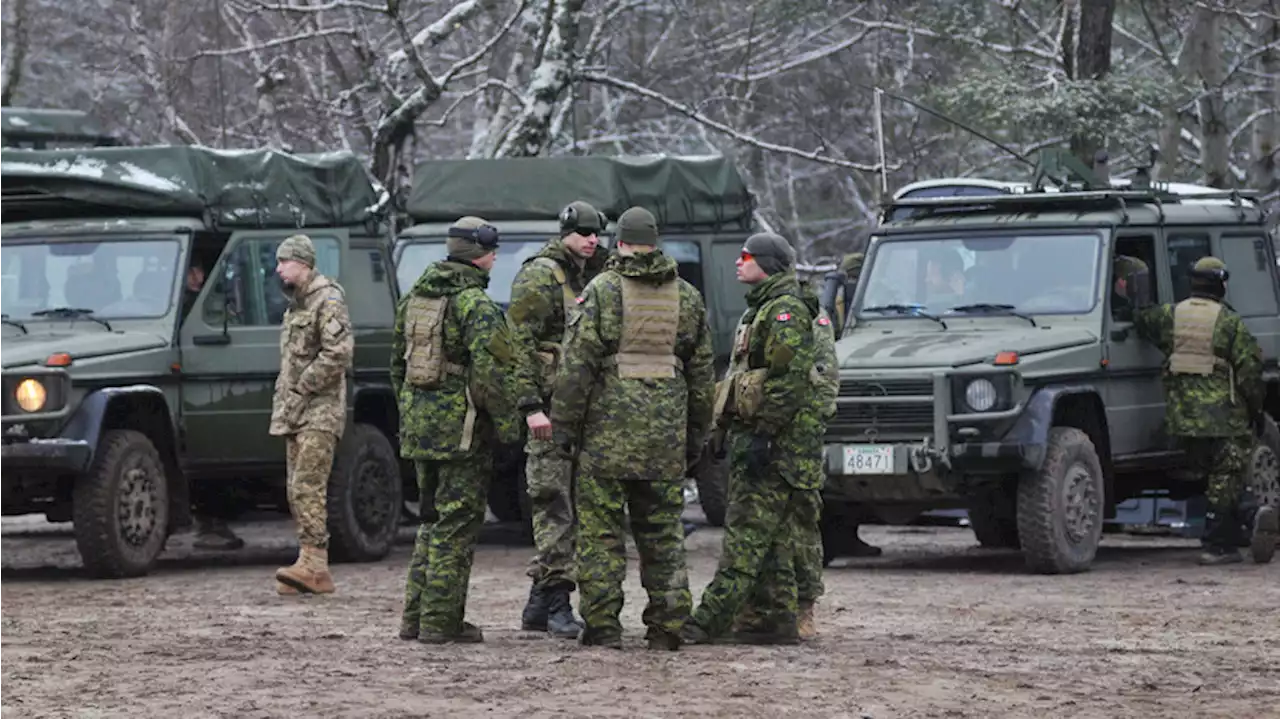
[817, 317, 830, 326]
[776, 312, 791, 321]
[575, 296, 585, 304]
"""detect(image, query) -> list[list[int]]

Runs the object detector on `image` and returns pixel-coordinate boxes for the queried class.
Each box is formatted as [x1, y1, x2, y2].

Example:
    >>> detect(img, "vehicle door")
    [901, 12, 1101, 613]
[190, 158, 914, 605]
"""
[1103, 231, 1169, 456]
[178, 229, 346, 467]
[1219, 229, 1280, 367]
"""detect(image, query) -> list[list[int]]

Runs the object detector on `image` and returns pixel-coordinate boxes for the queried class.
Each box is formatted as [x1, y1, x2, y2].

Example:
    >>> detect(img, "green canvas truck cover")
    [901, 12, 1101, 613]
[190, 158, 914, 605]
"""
[407, 154, 753, 228]
[0, 145, 383, 228]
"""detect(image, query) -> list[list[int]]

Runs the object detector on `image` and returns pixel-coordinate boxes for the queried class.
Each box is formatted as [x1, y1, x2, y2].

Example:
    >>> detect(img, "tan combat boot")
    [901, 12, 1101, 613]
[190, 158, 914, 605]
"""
[276, 581, 299, 596]
[797, 601, 818, 640]
[276, 545, 336, 594]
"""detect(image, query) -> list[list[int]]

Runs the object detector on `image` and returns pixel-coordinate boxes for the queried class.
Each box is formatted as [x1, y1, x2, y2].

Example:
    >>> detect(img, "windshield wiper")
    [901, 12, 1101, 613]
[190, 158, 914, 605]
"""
[949, 303, 1037, 328]
[31, 307, 113, 332]
[1, 314, 28, 334]
[862, 304, 948, 329]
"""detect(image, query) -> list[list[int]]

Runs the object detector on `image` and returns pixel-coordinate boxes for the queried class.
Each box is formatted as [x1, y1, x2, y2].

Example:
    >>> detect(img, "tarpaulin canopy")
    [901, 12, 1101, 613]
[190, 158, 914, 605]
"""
[407, 154, 754, 229]
[1, 145, 383, 228]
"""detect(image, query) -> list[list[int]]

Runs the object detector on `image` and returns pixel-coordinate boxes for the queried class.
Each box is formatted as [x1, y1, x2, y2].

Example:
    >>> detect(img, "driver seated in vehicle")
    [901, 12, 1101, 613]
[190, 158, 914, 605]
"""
[924, 248, 966, 310]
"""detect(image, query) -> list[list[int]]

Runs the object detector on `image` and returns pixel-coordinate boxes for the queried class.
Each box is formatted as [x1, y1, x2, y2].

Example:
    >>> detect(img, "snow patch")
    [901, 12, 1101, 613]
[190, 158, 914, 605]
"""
[117, 161, 184, 192]
[6, 116, 30, 127]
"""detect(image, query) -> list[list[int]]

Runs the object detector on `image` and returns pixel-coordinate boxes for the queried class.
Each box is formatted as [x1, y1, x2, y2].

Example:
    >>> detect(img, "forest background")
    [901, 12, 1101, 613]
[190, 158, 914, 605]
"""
[3, 0, 1276, 262]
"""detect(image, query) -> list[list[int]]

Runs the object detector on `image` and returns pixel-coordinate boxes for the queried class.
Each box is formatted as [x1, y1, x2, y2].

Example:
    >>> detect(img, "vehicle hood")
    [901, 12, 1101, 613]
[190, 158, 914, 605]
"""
[1, 328, 169, 369]
[837, 325, 1098, 369]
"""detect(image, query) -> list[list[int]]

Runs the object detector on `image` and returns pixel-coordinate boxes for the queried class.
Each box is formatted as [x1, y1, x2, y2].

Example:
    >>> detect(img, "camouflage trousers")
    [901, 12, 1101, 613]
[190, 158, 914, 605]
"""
[525, 436, 576, 589]
[401, 460, 439, 632]
[692, 439, 805, 637]
[414, 451, 493, 635]
[793, 488, 825, 604]
[285, 430, 337, 549]
[576, 473, 692, 643]
[1181, 434, 1253, 545]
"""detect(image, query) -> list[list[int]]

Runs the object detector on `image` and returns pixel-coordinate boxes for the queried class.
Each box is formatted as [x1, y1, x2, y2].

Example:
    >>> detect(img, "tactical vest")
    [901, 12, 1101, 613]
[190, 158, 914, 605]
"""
[526, 257, 581, 391]
[605, 276, 681, 378]
[1168, 297, 1235, 403]
[712, 299, 839, 427]
[403, 295, 466, 389]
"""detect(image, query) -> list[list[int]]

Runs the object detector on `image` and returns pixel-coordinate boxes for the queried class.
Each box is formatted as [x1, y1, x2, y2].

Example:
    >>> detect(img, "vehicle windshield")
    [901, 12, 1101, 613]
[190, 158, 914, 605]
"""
[1, 237, 182, 319]
[856, 232, 1102, 319]
[396, 237, 549, 306]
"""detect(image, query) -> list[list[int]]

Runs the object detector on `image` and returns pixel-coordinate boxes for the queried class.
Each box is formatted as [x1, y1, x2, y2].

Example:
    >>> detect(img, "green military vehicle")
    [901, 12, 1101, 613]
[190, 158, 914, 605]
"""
[393, 155, 758, 527]
[1, 145, 406, 578]
[1, 107, 120, 149]
[820, 155, 1280, 573]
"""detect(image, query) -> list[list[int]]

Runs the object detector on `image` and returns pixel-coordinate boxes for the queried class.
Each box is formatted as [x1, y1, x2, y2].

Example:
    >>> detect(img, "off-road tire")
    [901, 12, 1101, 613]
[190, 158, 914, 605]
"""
[73, 429, 170, 578]
[1016, 427, 1105, 574]
[694, 449, 729, 528]
[966, 487, 1021, 549]
[488, 444, 527, 522]
[327, 424, 402, 563]
[1250, 414, 1280, 511]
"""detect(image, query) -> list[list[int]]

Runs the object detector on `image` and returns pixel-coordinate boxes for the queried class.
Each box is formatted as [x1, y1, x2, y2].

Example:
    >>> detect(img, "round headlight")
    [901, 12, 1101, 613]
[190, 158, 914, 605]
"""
[965, 378, 997, 412]
[16, 378, 47, 413]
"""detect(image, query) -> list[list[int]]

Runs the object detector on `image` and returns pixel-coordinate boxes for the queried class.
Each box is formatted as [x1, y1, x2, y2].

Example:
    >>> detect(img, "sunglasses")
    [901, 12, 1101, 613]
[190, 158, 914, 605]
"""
[739, 251, 755, 263]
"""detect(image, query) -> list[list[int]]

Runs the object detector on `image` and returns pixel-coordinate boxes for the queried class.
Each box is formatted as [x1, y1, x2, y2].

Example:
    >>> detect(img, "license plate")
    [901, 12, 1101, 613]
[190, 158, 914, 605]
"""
[843, 445, 894, 475]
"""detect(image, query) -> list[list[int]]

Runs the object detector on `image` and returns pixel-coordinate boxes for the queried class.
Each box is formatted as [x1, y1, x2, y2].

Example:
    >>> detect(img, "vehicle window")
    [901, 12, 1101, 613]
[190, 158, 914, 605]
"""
[664, 239, 704, 293]
[1112, 236, 1159, 322]
[0, 238, 180, 319]
[396, 238, 546, 307]
[1167, 234, 1211, 302]
[856, 232, 1101, 317]
[345, 248, 393, 326]
[1222, 234, 1280, 317]
[206, 236, 340, 326]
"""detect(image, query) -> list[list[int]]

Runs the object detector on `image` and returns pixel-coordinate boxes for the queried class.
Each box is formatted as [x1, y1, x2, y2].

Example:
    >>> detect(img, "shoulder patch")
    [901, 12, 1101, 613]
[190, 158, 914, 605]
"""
[817, 316, 830, 326]
[575, 296, 585, 304]
[776, 312, 791, 322]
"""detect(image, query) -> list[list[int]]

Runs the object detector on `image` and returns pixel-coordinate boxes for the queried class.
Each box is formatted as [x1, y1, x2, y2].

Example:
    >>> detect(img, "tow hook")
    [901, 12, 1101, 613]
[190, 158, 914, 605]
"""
[909, 438, 949, 474]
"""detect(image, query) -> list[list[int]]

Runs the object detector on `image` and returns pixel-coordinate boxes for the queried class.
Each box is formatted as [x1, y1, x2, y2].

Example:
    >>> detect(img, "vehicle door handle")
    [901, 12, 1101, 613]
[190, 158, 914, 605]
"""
[193, 334, 231, 346]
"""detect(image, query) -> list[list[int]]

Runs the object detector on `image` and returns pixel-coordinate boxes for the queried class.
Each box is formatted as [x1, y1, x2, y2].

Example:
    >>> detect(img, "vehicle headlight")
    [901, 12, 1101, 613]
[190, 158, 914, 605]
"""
[15, 378, 47, 413]
[964, 378, 997, 412]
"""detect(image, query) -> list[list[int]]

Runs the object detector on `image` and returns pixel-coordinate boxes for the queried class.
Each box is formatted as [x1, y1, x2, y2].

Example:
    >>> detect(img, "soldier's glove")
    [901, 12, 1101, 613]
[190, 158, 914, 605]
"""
[744, 434, 774, 475]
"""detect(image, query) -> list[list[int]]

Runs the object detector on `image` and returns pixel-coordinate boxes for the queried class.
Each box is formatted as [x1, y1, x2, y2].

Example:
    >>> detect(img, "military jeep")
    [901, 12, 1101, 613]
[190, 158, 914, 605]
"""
[392, 155, 758, 527]
[821, 172, 1280, 574]
[1, 145, 406, 578]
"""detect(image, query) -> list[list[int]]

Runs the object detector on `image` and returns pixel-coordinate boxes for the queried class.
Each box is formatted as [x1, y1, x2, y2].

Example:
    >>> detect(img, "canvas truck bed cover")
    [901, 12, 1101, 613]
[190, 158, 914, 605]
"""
[407, 155, 754, 228]
[0, 145, 384, 228]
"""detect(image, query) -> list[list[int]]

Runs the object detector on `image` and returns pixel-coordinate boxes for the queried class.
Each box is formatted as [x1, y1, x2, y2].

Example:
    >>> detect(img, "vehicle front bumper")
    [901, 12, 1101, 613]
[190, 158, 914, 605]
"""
[1, 437, 93, 474]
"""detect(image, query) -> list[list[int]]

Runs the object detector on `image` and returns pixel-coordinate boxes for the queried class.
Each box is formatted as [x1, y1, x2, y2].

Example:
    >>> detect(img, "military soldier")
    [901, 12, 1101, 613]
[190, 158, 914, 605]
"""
[269, 234, 354, 594]
[1131, 256, 1277, 564]
[394, 217, 523, 643]
[507, 201, 610, 638]
[684, 233, 834, 646]
[551, 206, 715, 650]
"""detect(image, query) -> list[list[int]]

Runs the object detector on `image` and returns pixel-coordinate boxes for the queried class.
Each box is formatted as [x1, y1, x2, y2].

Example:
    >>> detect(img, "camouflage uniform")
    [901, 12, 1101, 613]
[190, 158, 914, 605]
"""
[1132, 256, 1272, 564]
[686, 234, 829, 645]
[394, 218, 523, 642]
[506, 202, 609, 636]
[269, 234, 354, 594]
[551, 206, 715, 649]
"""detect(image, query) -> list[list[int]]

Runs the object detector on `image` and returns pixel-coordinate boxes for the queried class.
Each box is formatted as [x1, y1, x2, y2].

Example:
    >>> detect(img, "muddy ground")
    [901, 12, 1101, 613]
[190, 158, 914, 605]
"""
[2, 512, 1277, 719]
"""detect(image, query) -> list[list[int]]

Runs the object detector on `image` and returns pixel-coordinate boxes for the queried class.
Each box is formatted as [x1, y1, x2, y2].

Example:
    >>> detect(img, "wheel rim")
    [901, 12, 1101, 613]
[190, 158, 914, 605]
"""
[117, 461, 160, 547]
[1061, 462, 1099, 543]
[353, 454, 394, 536]
[1252, 444, 1280, 508]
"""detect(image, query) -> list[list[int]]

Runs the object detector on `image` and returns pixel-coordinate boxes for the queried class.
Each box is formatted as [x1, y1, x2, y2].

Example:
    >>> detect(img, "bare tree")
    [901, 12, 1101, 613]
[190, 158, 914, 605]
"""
[1, 0, 30, 106]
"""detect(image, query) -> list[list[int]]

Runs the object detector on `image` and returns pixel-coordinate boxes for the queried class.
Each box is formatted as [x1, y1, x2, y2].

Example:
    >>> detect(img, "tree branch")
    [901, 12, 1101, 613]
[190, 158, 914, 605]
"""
[578, 72, 885, 173]
[181, 27, 356, 60]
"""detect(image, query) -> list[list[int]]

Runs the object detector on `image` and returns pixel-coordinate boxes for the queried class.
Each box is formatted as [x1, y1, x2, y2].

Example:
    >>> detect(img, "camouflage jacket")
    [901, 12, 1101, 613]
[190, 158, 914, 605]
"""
[506, 238, 608, 412]
[391, 260, 522, 460]
[551, 250, 715, 481]
[1134, 294, 1264, 438]
[269, 272, 353, 438]
[733, 272, 827, 489]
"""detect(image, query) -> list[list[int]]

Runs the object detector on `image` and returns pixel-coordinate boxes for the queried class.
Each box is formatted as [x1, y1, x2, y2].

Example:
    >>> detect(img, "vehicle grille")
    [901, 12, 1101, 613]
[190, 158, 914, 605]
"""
[827, 377, 934, 440]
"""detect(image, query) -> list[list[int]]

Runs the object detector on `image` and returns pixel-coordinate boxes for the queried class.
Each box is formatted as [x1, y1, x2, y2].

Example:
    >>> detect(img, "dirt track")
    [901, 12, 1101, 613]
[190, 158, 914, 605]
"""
[2, 514, 1277, 719]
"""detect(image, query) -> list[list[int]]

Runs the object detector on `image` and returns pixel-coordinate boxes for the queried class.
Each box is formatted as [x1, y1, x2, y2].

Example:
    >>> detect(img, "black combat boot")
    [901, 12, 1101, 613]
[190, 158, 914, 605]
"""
[521, 582, 550, 631]
[545, 585, 584, 639]
[1198, 510, 1244, 565]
